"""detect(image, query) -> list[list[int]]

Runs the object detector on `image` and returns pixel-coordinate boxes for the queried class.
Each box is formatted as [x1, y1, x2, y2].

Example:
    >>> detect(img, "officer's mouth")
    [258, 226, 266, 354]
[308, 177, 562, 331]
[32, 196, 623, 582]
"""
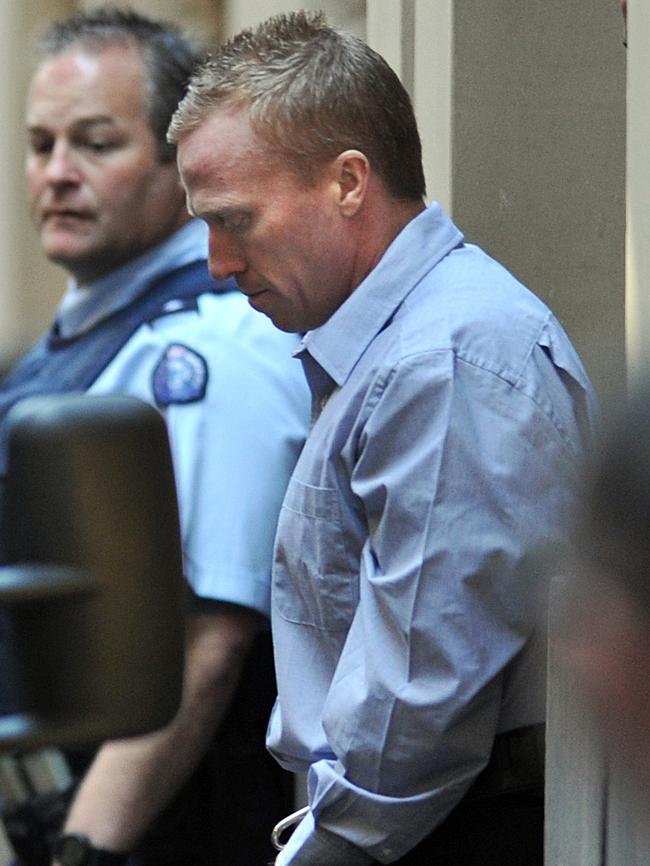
[42, 208, 93, 224]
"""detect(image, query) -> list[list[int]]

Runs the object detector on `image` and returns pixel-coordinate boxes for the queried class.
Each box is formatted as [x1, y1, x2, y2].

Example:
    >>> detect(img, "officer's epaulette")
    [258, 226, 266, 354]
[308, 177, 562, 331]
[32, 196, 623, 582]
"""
[149, 296, 201, 322]
[145, 264, 238, 324]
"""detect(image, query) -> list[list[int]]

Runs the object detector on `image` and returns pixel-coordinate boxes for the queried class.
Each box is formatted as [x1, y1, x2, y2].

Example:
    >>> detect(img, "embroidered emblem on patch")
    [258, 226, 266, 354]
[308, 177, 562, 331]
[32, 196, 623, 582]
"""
[153, 343, 208, 406]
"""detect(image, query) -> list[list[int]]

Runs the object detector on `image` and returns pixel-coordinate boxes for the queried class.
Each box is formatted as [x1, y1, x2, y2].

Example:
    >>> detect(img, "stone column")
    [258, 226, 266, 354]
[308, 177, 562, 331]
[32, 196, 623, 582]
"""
[367, 0, 453, 213]
[626, 0, 650, 382]
[452, 0, 625, 403]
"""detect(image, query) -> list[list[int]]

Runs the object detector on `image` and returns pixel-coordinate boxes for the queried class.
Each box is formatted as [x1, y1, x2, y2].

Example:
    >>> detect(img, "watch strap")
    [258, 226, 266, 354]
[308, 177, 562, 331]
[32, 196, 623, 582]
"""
[91, 849, 128, 866]
[53, 832, 128, 866]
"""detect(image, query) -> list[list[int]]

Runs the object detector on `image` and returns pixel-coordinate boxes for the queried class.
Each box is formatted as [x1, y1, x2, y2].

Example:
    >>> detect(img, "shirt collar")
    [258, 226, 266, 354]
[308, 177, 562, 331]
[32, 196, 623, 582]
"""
[296, 203, 463, 388]
[56, 219, 208, 339]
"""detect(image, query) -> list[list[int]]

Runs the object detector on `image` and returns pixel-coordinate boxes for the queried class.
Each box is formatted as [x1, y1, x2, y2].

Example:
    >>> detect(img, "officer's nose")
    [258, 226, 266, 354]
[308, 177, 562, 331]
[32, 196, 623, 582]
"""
[44, 141, 82, 186]
[208, 228, 247, 282]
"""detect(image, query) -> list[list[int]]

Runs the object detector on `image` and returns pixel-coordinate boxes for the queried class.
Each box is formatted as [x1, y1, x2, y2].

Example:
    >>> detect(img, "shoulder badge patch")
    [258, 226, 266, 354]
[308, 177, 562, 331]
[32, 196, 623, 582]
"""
[153, 343, 208, 407]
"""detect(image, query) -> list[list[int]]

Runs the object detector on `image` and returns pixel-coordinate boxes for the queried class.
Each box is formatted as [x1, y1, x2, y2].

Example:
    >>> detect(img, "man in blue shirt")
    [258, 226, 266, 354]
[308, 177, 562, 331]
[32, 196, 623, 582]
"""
[172, 10, 599, 866]
[1, 8, 309, 866]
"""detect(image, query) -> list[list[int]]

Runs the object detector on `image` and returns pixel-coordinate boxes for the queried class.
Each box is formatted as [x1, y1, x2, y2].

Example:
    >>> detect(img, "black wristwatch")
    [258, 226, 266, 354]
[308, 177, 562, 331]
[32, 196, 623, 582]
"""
[53, 833, 128, 866]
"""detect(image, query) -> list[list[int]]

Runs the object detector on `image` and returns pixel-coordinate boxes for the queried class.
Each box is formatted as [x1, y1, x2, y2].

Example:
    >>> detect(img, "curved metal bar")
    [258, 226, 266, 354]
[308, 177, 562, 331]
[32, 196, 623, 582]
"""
[271, 805, 310, 852]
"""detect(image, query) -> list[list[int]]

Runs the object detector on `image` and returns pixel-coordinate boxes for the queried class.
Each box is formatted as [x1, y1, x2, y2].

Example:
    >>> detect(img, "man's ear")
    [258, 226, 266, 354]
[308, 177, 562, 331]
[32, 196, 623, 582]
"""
[333, 150, 369, 217]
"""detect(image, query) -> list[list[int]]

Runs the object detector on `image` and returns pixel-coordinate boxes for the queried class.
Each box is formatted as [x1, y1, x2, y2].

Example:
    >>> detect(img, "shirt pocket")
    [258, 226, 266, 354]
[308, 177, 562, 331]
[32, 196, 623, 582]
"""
[273, 477, 356, 631]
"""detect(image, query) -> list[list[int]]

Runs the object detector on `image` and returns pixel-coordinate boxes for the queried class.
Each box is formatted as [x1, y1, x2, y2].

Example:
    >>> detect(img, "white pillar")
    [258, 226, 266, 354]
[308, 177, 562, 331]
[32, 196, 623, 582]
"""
[414, 0, 452, 212]
[626, 0, 650, 383]
[366, 0, 453, 213]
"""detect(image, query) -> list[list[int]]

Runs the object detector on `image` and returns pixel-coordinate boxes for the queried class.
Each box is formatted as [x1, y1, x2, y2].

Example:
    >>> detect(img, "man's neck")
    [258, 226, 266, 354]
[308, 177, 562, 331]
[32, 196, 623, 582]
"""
[350, 195, 426, 292]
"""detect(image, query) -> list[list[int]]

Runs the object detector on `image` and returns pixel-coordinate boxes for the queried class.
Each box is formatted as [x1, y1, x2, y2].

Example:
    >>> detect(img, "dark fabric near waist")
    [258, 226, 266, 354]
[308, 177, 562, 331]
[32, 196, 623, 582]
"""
[466, 723, 545, 801]
[389, 788, 543, 865]
[386, 724, 545, 865]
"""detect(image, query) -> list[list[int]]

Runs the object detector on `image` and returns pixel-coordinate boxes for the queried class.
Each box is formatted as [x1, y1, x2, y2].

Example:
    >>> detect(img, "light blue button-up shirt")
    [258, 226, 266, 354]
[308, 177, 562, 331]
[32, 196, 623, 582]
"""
[268, 204, 598, 864]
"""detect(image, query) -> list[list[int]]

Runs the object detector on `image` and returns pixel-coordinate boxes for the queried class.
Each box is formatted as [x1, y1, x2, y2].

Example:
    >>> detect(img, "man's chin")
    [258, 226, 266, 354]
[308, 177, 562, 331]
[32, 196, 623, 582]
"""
[42, 244, 83, 268]
[40, 241, 98, 283]
[39, 229, 91, 261]
[246, 296, 302, 334]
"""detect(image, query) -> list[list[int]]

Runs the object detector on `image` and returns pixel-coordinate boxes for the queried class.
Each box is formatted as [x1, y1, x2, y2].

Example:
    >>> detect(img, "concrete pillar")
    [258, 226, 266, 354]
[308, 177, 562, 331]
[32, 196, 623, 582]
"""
[452, 0, 626, 403]
[626, 0, 650, 383]
[367, 0, 453, 213]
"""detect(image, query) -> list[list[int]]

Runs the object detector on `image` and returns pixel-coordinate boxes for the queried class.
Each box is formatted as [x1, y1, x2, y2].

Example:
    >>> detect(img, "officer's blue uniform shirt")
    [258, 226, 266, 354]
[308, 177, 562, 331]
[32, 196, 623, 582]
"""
[268, 204, 599, 865]
[60, 220, 310, 615]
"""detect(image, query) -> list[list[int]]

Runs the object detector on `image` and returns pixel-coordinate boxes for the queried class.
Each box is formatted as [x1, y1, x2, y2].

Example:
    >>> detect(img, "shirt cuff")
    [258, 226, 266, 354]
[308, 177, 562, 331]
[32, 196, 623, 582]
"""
[275, 811, 375, 866]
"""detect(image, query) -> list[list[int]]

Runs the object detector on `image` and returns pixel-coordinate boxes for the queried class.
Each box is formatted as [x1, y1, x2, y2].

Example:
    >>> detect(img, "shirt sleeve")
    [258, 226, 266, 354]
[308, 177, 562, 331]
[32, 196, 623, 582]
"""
[287, 348, 584, 863]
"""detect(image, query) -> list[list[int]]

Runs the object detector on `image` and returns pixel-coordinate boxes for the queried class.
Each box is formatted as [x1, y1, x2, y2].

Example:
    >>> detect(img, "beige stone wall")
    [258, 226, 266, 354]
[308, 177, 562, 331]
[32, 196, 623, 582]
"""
[0, 0, 24, 369]
[0, 1, 74, 372]
[222, 0, 364, 39]
[80, 0, 223, 43]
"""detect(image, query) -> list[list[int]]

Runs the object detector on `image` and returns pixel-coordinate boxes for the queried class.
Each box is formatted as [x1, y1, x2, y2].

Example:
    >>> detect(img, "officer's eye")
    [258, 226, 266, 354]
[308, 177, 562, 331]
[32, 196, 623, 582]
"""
[84, 139, 116, 154]
[28, 134, 53, 156]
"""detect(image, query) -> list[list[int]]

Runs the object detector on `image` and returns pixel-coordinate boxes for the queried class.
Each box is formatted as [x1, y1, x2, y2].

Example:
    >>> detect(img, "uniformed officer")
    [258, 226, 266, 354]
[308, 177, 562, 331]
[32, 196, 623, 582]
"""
[0, 7, 309, 866]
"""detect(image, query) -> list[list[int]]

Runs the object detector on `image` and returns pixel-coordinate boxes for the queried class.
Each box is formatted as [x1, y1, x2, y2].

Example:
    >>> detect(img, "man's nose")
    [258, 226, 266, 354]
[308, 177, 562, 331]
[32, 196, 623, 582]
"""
[44, 142, 82, 185]
[208, 229, 247, 282]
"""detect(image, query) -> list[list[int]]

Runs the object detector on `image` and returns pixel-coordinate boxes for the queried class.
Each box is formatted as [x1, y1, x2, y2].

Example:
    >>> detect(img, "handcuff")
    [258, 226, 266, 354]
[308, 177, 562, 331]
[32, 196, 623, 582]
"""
[271, 805, 310, 852]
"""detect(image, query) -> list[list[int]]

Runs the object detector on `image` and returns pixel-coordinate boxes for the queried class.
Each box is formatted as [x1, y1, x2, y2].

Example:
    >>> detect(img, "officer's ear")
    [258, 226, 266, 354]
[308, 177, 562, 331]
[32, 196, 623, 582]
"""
[0, 394, 185, 752]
